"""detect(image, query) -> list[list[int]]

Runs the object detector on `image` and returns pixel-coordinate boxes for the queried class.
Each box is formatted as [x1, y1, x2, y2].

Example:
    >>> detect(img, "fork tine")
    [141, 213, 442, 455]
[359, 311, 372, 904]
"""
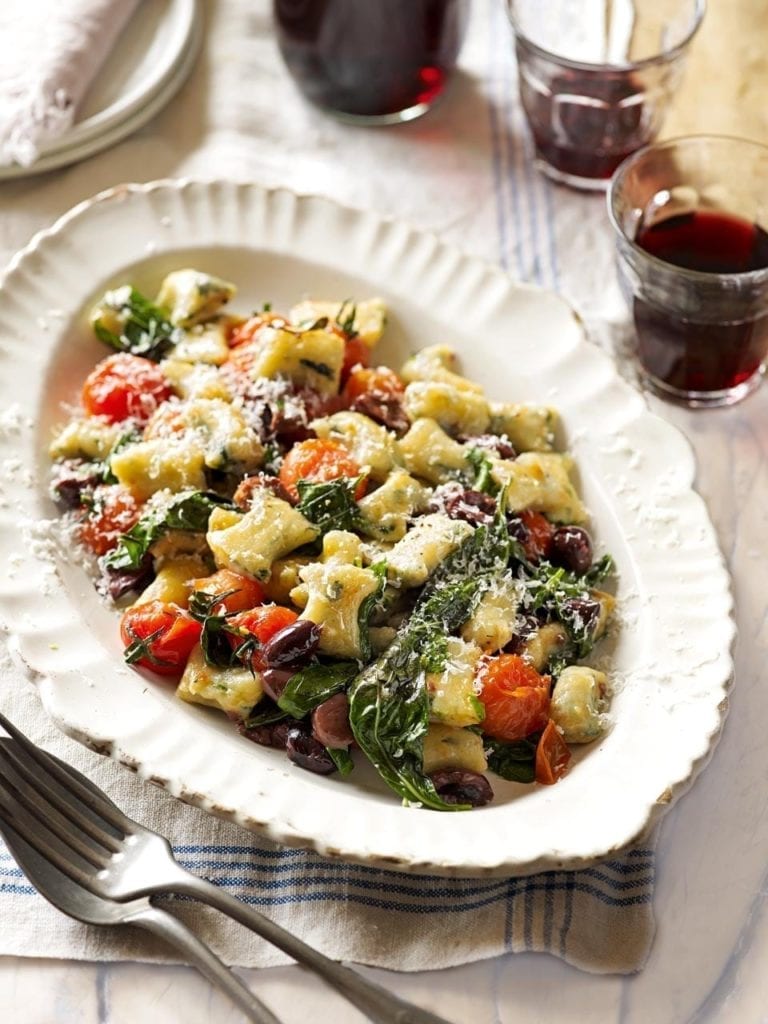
[0, 743, 117, 863]
[0, 772, 103, 890]
[0, 710, 134, 835]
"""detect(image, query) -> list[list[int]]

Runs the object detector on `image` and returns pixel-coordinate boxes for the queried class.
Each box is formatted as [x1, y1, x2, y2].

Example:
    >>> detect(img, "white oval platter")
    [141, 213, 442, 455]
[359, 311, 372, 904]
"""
[0, 180, 735, 876]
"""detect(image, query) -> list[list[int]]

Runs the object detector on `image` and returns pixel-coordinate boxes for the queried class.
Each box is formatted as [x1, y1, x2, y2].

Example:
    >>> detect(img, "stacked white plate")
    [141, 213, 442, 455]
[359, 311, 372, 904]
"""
[0, 0, 202, 179]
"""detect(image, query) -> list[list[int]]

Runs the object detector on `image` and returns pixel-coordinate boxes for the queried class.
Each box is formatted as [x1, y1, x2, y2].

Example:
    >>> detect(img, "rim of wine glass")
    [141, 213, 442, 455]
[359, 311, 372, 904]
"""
[606, 133, 768, 286]
[506, 0, 706, 74]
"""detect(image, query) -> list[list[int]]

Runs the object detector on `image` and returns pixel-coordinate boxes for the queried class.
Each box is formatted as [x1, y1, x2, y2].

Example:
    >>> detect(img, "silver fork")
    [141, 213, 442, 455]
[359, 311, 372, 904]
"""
[0, 791, 281, 1024]
[0, 712, 453, 1024]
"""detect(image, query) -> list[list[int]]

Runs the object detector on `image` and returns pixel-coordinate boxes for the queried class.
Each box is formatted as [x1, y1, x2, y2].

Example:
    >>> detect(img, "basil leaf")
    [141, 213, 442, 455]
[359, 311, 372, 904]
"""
[465, 447, 499, 496]
[93, 287, 179, 361]
[356, 560, 387, 662]
[519, 554, 615, 659]
[277, 661, 359, 719]
[486, 736, 538, 784]
[295, 478, 365, 537]
[104, 491, 232, 571]
[244, 700, 288, 728]
[335, 299, 357, 337]
[327, 747, 354, 776]
[348, 501, 512, 812]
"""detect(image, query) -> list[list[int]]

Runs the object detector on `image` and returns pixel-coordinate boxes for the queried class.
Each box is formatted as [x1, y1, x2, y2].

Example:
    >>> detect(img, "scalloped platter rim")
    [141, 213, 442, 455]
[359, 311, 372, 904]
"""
[0, 180, 735, 876]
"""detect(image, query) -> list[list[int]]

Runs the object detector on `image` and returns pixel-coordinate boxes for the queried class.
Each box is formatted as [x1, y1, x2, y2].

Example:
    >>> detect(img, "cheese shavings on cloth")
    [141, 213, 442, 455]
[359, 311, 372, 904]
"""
[0, 0, 140, 167]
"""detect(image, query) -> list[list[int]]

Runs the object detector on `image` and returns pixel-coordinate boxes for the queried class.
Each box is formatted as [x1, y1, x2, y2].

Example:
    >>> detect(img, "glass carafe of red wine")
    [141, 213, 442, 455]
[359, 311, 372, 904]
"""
[273, 0, 470, 124]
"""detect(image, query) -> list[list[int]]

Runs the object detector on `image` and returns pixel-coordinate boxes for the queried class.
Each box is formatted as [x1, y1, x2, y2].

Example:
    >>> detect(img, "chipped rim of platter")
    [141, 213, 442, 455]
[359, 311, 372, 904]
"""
[0, 180, 736, 876]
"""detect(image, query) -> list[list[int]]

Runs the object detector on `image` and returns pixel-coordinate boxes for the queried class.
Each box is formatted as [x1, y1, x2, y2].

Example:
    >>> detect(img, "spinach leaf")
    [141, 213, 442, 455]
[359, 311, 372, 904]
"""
[243, 699, 288, 729]
[356, 560, 387, 662]
[327, 747, 354, 776]
[295, 478, 365, 537]
[465, 447, 500, 496]
[520, 554, 614, 658]
[486, 736, 538, 784]
[277, 661, 359, 719]
[103, 491, 232, 572]
[348, 500, 512, 812]
[335, 299, 357, 337]
[92, 287, 179, 361]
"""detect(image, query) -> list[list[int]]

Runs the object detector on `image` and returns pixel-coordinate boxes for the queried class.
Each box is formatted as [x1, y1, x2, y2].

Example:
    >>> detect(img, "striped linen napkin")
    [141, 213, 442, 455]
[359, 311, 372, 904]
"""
[0, 663, 656, 975]
[0, 0, 140, 167]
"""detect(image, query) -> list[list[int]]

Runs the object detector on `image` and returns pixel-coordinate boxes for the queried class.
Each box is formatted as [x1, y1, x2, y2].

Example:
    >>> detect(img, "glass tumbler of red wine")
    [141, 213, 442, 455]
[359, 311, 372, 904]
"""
[272, 0, 470, 124]
[507, 0, 705, 190]
[608, 135, 768, 407]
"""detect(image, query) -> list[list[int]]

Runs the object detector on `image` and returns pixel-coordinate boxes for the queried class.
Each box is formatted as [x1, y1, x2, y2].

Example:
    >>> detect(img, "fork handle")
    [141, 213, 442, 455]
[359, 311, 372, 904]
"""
[125, 901, 282, 1024]
[168, 874, 452, 1024]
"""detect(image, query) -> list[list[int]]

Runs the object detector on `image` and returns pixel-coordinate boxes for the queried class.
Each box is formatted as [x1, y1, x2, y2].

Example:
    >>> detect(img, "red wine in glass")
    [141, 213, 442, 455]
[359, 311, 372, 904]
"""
[520, 69, 649, 181]
[634, 210, 768, 395]
[273, 0, 469, 120]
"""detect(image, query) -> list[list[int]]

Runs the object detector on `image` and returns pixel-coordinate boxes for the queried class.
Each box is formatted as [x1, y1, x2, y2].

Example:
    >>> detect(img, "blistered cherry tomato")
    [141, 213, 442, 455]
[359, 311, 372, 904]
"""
[515, 510, 556, 563]
[81, 353, 174, 423]
[535, 719, 572, 785]
[190, 569, 264, 615]
[340, 336, 370, 384]
[342, 365, 404, 404]
[226, 605, 299, 671]
[477, 654, 550, 742]
[229, 313, 287, 348]
[78, 485, 143, 556]
[278, 438, 366, 501]
[120, 600, 201, 677]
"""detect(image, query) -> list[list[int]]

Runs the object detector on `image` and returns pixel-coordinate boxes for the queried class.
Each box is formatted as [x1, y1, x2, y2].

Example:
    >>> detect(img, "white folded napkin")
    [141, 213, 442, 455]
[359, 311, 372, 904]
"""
[0, 0, 140, 167]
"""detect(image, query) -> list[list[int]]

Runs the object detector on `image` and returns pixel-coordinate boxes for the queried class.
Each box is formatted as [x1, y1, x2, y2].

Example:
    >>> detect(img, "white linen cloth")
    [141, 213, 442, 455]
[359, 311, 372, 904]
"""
[0, 0, 655, 977]
[0, 0, 140, 167]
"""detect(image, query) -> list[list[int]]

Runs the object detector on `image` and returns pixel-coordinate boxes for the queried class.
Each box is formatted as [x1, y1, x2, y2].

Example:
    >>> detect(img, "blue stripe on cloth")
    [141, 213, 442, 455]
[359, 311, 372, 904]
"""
[541, 178, 561, 290]
[490, 0, 526, 278]
[486, 0, 510, 272]
[206, 879, 653, 914]
[559, 872, 576, 957]
[0, 882, 35, 895]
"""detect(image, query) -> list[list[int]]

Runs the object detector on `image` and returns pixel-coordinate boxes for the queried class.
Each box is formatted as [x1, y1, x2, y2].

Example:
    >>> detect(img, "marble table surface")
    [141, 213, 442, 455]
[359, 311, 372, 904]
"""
[1, 1, 767, 1021]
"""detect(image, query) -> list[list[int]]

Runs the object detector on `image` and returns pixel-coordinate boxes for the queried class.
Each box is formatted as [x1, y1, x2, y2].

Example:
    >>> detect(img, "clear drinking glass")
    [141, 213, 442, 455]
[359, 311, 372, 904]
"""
[608, 135, 768, 408]
[273, 0, 470, 125]
[507, 0, 705, 190]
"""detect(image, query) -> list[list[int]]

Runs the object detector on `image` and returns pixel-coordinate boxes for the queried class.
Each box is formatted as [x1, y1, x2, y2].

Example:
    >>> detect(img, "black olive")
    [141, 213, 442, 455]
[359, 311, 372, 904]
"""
[429, 769, 494, 807]
[550, 526, 593, 574]
[261, 667, 295, 702]
[444, 489, 497, 527]
[311, 693, 354, 749]
[286, 728, 336, 774]
[262, 620, 322, 668]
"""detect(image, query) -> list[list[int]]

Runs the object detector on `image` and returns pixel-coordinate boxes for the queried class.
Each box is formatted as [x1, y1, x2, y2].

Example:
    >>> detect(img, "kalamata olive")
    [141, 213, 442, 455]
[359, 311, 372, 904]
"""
[234, 473, 295, 509]
[270, 720, 298, 749]
[261, 667, 295, 702]
[429, 770, 494, 807]
[102, 554, 155, 601]
[458, 433, 517, 460]
[562, 597, 601, 633]
[286, 727, 337, 774]
[50, 461, 102, 509]
[239, 716, 303, 750]
[262, 619, 322, 668]
[550, 526, 593, 574]
[236, 721, 274, 747]
[311, 692, 354, 749]
[444, 489, 497, 527]
[350, 392, 410, 436]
